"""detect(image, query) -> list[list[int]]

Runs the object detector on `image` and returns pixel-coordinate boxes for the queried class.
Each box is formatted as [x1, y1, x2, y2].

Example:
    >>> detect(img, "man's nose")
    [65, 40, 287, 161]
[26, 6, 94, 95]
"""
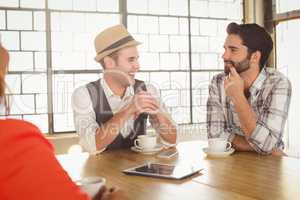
[222, 51, 229, 60]
[133, 61, 140, 70]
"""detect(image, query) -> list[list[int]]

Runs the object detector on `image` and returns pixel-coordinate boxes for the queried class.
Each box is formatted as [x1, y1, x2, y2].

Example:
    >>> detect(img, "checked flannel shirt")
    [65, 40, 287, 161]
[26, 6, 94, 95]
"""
[207, 67, 292, 155]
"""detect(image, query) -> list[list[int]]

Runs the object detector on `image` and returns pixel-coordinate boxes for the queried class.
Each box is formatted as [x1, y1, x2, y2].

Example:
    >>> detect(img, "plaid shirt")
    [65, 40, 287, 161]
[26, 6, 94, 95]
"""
[207, 67, 292, 155]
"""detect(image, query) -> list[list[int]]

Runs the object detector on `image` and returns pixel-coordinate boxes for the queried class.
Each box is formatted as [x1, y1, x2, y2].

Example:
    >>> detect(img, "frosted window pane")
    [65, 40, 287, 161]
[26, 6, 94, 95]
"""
[51, 32, 73, 51]
[74, 0, 96, 11]
[34, 52, 47, 71]
[218, 20, 233, 36]
[23, 114, 48, 133]
[160, 53, 180, 70]
[9, 52, 33, 71]
[191, 53, 200, 69]
[0, 31, 19, 50]
[85, 14, 120, 32]
[209, 2, 228, 19]
[48, 0, 73, 10]
[191, 19, 200, 35]
[169, 0, 188, 16]
[22, 74, 47, 94]
[5, 74, 21, 94]
[20, 0, 45, 8]
[86, 53, 100, 69]
[149, 72, 170, 90]
[34, 12, 46, 31]
[191, 36, 209, 52]
[171, 107, 190, 123]
[180, 89, 190, 106]
[60, 13, 85, 32]
[53, 74, 74, 113]
[276, 20, 300, 154]
[199, 19, 218, 36]
[21, 32, 46, 51]
[133, 34, 149, 52]
[190, 0, 208, 17]
[276, 0, 300, 13]
[161, 90, 180, 107]
[51, 12, 61, 31]
[127, 0, 148, 14]
[128, 15, 138, 33]
[179, 18, 188, 35]
[192, 106, 206, 123]
[192, 72, 210, 89]
[7, 11, 32, 30]
[97, 0, 119, 12]
[170, 72, 189, 89]
[149, 35, 169, 52]
[148, 0, 168, 15]
[0, 11, 5, 29]
[180, 53, 189, 70]
[74, 73, 100, 89]
[159, 17, 179, 35]
[201, 53, 218, 69]
[138, 16, 159, 34]
[227, 0, 243, 20]
[36, 94, 48, 113]
[52, 52, 85, 70]
[73, 33, 93, 52]
[170, 36, 188, 52]
[139, 53, 159, 70]
[10, 95, 35, 114]
[0, 0, 18, 7]
[209, 36, 225, 53]
[53, 113, 74, 132]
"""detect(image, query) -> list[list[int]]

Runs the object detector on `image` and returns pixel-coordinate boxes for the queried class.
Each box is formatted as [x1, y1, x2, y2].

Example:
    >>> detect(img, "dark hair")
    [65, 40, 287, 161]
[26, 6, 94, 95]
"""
[226, 22, 273, 70]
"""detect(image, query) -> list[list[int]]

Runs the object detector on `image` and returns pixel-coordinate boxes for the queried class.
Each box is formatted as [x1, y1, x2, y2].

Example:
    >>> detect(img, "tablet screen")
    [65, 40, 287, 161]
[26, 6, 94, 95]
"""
[135, 163, 175, 175]
[123, 163, 203, 179]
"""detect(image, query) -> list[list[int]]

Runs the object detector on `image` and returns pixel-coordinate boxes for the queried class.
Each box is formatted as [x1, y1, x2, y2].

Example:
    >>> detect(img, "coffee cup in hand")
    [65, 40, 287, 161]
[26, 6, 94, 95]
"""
[208, 138, 232, 152]
[134, 135, 157, 150]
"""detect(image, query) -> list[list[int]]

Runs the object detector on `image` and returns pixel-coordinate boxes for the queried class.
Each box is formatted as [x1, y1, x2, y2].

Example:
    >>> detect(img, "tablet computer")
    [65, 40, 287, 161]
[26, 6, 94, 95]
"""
[123, 163, 203, 180]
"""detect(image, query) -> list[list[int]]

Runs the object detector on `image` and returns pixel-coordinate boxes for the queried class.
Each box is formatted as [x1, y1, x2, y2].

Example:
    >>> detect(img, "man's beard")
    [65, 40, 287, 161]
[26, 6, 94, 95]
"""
[224, 58, 250, 75]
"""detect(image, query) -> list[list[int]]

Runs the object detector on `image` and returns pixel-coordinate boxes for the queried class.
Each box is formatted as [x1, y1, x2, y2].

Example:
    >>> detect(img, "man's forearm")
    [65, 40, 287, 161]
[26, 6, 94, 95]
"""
[151, 112, 177, 144]
[232, 94, 257, 139]
[95, 109, 132, 150]
[232, 135, 255, 152]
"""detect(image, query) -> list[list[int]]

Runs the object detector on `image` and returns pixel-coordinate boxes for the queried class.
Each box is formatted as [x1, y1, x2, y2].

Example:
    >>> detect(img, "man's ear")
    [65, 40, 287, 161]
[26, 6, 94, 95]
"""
[250, 51, 261, 65]
[103, 56, 115, 69]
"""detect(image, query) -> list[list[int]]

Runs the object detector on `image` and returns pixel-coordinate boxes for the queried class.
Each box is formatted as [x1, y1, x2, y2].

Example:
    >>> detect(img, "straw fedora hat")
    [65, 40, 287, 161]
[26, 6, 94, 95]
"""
[94, 24, 141, 62]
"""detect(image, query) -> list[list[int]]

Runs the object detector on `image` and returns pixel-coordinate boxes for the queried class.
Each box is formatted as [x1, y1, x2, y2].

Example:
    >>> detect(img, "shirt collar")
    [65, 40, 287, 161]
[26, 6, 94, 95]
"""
[101, 78, 134, 99]
[249, 67, 268, 97]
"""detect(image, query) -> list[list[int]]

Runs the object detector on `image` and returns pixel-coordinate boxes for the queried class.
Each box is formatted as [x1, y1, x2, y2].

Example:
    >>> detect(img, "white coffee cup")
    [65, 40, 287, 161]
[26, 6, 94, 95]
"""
[208, 138, 232, 152]
[134, 135, 157, 150]
[76, 176, 106, 198]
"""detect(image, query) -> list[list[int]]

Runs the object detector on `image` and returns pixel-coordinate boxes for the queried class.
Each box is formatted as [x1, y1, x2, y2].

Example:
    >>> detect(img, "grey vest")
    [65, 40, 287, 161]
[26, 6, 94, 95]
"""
[86, 79, 148, 151]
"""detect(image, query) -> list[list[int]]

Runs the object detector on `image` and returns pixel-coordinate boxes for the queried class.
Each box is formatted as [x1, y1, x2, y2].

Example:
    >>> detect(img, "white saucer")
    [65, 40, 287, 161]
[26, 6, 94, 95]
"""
[202, 147, 235, 157]
[131, 144, 163, 155]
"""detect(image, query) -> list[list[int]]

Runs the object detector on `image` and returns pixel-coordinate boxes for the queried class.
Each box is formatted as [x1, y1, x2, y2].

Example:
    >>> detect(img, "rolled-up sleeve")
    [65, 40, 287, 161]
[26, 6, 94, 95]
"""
[248, 78, 292, 154]
[71, 86, 100, 153]
[207, 75, 235, 142]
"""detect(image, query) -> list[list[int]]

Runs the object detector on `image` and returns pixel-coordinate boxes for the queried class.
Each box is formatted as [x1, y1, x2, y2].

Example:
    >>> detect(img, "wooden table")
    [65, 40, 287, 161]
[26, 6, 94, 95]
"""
[57, 141, 300, 200]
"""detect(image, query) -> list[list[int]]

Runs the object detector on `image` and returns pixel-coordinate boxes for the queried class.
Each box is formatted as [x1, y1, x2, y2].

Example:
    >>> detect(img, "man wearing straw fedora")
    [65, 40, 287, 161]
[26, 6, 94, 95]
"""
[72, 25, 177, 154]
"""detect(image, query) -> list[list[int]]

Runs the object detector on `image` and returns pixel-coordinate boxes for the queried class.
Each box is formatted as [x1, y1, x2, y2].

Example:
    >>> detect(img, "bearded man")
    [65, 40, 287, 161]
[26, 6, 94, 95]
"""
[206, 23, 291, 155]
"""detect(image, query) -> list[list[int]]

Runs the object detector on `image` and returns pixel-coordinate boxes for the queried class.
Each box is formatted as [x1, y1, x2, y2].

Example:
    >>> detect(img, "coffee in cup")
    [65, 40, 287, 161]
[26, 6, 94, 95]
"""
[208, 138, 232, 152]
[134, 135, 157, 150]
